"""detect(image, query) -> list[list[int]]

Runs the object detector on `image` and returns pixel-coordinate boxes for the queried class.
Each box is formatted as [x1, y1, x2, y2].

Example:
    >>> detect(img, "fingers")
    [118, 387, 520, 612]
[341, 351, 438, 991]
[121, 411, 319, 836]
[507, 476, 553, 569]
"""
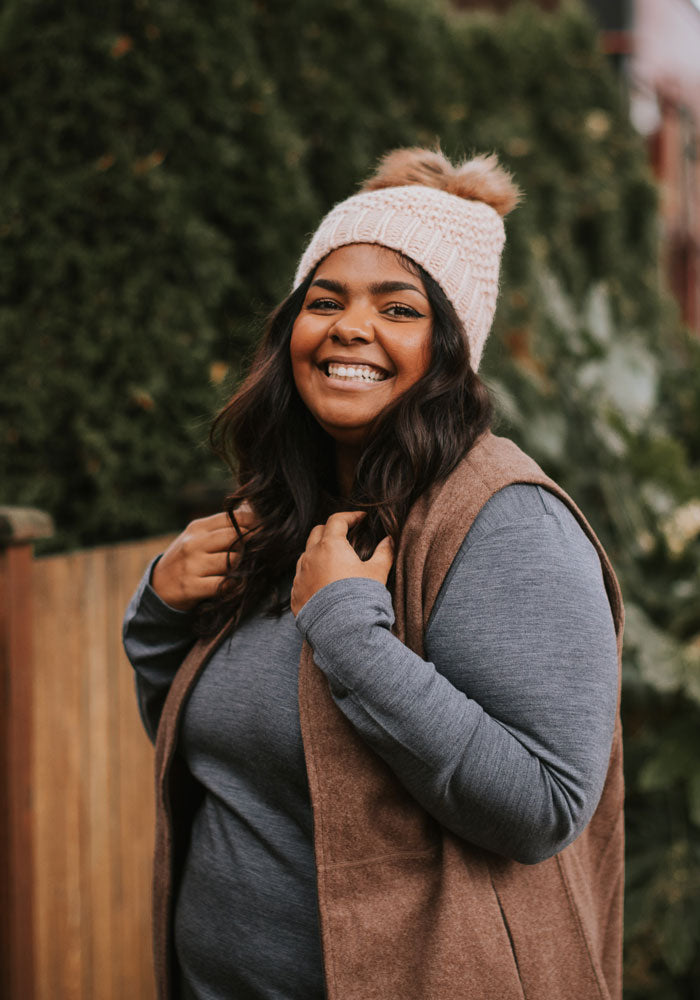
[201, 551, 235, 577]
[194, 512, 234, 531]
[323, 510, 367, 537]
[304, 511, 366, 552]
[231, 504, 257, 529]
[201, 526, 243, 553]
[367, 536, 395, 579]
[150, 505, 257, 611]
[199, 504, 253, 523]
[195, 507, 257, 531]
[189, 507, 257, 555]
[305, 524, 325, 550]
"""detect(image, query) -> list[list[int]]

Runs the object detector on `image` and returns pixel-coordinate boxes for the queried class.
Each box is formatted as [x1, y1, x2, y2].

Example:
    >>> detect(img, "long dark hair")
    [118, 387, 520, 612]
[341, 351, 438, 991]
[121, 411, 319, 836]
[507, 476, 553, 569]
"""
[195, 253, 492, 637]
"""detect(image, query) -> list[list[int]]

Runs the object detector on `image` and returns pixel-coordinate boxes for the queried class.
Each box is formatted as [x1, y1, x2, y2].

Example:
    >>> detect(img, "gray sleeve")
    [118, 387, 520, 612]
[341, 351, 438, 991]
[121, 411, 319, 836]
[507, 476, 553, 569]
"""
[295, 484, 619, 864]
[122, 556, 197, 742]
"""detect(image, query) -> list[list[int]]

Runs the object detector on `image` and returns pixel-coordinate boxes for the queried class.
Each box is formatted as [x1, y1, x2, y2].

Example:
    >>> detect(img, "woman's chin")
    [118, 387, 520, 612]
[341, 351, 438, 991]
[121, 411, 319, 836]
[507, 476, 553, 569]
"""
[316, 419, 373, 450]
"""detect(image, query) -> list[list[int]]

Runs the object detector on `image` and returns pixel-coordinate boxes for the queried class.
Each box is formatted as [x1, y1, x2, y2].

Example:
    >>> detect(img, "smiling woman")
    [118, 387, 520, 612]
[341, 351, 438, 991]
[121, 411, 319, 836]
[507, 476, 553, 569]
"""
[123, 147, 625, 1000]
[290, 244, 434, 488]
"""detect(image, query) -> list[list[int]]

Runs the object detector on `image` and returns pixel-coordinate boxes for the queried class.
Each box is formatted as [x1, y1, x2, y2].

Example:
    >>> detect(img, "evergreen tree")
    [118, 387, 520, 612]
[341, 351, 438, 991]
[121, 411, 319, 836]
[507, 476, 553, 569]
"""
[0, 0, 316, 546]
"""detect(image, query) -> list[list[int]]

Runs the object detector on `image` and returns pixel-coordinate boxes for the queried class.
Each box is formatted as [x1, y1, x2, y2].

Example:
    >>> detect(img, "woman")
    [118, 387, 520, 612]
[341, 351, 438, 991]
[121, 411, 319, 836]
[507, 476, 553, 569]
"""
[123, 148, 624, 1000]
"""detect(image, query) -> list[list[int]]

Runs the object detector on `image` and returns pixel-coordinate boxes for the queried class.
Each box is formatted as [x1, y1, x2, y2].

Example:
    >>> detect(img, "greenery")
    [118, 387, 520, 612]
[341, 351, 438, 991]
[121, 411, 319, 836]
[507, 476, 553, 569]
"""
[1, 0, 699, 993]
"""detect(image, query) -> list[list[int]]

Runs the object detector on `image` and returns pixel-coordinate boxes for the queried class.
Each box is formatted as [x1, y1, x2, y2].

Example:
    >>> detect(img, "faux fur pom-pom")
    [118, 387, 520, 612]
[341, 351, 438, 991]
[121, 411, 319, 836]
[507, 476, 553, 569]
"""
[362, 147, 520, 217]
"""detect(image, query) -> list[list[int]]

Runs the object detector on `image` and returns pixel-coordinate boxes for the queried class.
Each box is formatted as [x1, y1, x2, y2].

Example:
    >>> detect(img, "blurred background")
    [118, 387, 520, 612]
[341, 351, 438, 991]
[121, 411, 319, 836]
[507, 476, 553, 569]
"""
[1, 0, 699, 997]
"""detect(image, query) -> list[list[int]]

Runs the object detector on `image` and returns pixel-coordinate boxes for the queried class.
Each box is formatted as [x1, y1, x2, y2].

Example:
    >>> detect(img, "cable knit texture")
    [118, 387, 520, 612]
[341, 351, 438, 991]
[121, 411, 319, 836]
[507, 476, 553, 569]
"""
[294, 183, 507, 370]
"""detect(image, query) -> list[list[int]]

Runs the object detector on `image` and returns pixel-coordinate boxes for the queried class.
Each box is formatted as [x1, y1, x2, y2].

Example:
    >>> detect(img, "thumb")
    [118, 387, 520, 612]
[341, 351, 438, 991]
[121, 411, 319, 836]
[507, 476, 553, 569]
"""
[325, 510, 367, 538]
[367, 535, 395, 582]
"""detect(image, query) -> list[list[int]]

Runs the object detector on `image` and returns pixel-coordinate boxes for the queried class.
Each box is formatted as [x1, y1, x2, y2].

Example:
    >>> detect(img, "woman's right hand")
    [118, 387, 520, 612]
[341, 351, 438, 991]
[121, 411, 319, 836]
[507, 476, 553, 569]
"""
[151, 506, 256, 612]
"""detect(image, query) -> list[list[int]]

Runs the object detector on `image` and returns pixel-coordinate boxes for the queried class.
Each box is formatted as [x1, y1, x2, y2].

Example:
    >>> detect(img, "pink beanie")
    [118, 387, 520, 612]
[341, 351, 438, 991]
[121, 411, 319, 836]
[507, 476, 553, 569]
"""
[293, 148, 520, 371]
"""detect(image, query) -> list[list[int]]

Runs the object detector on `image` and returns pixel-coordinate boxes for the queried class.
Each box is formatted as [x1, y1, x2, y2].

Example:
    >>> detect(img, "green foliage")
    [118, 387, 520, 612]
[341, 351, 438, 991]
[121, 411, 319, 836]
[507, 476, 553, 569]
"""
[491, 269, 700, 995]
[2, 1, 700, 992]
[0, 0, 666, 551]
[0, 0, 318, 547]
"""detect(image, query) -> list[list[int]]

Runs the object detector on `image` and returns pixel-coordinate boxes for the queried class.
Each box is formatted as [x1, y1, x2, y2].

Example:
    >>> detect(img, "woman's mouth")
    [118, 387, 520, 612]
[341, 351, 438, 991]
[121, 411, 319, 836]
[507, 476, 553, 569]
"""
[323, 362, 389, 383]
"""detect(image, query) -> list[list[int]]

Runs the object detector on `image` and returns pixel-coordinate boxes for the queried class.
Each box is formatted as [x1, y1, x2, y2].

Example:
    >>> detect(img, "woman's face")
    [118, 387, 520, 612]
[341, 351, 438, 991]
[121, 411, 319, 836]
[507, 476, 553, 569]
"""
[290, 244, 433, 449]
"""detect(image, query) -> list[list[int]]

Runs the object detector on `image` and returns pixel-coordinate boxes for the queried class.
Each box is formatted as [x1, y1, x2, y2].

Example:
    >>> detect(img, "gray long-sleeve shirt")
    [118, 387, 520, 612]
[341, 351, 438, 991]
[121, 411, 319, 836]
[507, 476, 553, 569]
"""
[122, 483, 619, 1000]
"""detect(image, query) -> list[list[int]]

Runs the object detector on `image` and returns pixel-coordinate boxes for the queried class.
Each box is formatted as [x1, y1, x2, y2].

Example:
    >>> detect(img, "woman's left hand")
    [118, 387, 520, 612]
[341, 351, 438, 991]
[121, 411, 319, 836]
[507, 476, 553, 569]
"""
[291, 511, 395, 616]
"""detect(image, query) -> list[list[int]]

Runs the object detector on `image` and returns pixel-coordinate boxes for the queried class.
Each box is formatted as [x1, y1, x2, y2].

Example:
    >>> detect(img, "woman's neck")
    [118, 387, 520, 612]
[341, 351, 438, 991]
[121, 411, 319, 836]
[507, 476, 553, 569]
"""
[335, 444, 362, 501]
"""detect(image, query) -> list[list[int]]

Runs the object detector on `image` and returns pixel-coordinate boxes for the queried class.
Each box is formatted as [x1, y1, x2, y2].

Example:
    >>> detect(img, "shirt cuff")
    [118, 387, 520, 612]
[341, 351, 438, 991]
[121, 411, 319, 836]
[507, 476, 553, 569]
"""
[295, 577, 395, 664]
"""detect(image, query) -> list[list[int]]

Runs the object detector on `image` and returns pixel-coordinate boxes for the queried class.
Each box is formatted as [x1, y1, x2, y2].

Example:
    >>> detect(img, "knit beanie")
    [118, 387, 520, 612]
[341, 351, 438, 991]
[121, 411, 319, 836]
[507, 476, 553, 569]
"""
[293, 148, 520, 370]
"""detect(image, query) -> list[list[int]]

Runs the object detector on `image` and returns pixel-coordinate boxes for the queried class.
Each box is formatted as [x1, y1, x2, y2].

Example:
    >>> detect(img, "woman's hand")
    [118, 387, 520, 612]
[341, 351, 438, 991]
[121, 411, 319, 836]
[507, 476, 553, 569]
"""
[151, 506, 256, 612]
[291, 511, 394, 616]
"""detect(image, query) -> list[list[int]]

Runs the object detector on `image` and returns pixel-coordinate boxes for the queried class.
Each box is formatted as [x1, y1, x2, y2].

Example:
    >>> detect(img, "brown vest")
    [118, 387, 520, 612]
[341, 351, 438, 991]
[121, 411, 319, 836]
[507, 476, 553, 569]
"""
[152, 432, 625, 999]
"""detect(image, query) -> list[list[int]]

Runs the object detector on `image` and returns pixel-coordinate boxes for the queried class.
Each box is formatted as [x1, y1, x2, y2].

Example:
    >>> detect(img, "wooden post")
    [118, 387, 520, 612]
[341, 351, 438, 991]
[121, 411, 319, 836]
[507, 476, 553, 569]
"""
[0, 507, 54, 1000]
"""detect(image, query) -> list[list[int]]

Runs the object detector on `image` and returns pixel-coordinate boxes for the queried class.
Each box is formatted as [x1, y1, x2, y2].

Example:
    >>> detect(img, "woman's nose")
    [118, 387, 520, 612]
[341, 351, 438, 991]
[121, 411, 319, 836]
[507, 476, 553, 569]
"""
[329, 313, 375, 344]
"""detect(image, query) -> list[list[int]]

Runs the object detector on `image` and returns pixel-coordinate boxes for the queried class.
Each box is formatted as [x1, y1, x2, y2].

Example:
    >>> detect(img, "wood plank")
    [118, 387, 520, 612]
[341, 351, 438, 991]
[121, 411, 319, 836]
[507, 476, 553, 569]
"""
[32, 551, 85, 999]
[31, 535, 173, 1000]
[83, 547, 113, 1000]
[0, 544, 36, 999]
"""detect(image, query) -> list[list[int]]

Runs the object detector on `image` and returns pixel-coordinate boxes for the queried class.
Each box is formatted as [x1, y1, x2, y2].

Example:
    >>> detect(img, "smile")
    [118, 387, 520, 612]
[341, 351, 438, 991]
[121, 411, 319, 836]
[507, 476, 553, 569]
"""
[323, 362, 389, 383]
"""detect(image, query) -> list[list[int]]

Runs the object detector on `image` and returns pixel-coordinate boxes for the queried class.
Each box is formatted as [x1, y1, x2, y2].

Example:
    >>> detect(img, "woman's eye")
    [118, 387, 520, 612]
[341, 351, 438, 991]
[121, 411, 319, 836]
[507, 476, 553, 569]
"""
[385, 303, 423, 319]
[307, 298, 341, 311]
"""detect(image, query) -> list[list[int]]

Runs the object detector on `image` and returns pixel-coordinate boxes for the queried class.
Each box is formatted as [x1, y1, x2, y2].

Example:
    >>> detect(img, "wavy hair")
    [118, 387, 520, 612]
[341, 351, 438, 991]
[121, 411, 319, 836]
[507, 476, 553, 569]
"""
[195, 254, 492, 636]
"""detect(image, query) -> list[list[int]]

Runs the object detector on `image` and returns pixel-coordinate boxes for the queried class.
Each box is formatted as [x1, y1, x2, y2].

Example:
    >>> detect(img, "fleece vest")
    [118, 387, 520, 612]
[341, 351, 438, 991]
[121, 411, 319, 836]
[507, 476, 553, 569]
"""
[152, 431, 625, 1000]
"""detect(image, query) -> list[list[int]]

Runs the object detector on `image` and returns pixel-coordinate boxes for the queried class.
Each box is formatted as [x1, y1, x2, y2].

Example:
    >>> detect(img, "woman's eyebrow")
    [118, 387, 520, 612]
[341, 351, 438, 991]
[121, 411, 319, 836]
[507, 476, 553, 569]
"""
[310, 278, 347, 293]
[369, 280, 426, 298]
[310, 277, 427, 300]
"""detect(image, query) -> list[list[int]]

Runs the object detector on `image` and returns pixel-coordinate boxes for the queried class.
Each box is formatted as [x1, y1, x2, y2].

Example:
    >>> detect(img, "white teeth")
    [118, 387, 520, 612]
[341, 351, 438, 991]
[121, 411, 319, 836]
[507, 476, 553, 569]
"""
[326, 362, 387, 382]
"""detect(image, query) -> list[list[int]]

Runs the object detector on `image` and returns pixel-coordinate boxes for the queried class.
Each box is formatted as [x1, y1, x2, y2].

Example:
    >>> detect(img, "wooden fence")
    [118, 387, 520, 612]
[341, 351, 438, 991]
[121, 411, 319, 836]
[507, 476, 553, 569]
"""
[0, 508, 174, 1000]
